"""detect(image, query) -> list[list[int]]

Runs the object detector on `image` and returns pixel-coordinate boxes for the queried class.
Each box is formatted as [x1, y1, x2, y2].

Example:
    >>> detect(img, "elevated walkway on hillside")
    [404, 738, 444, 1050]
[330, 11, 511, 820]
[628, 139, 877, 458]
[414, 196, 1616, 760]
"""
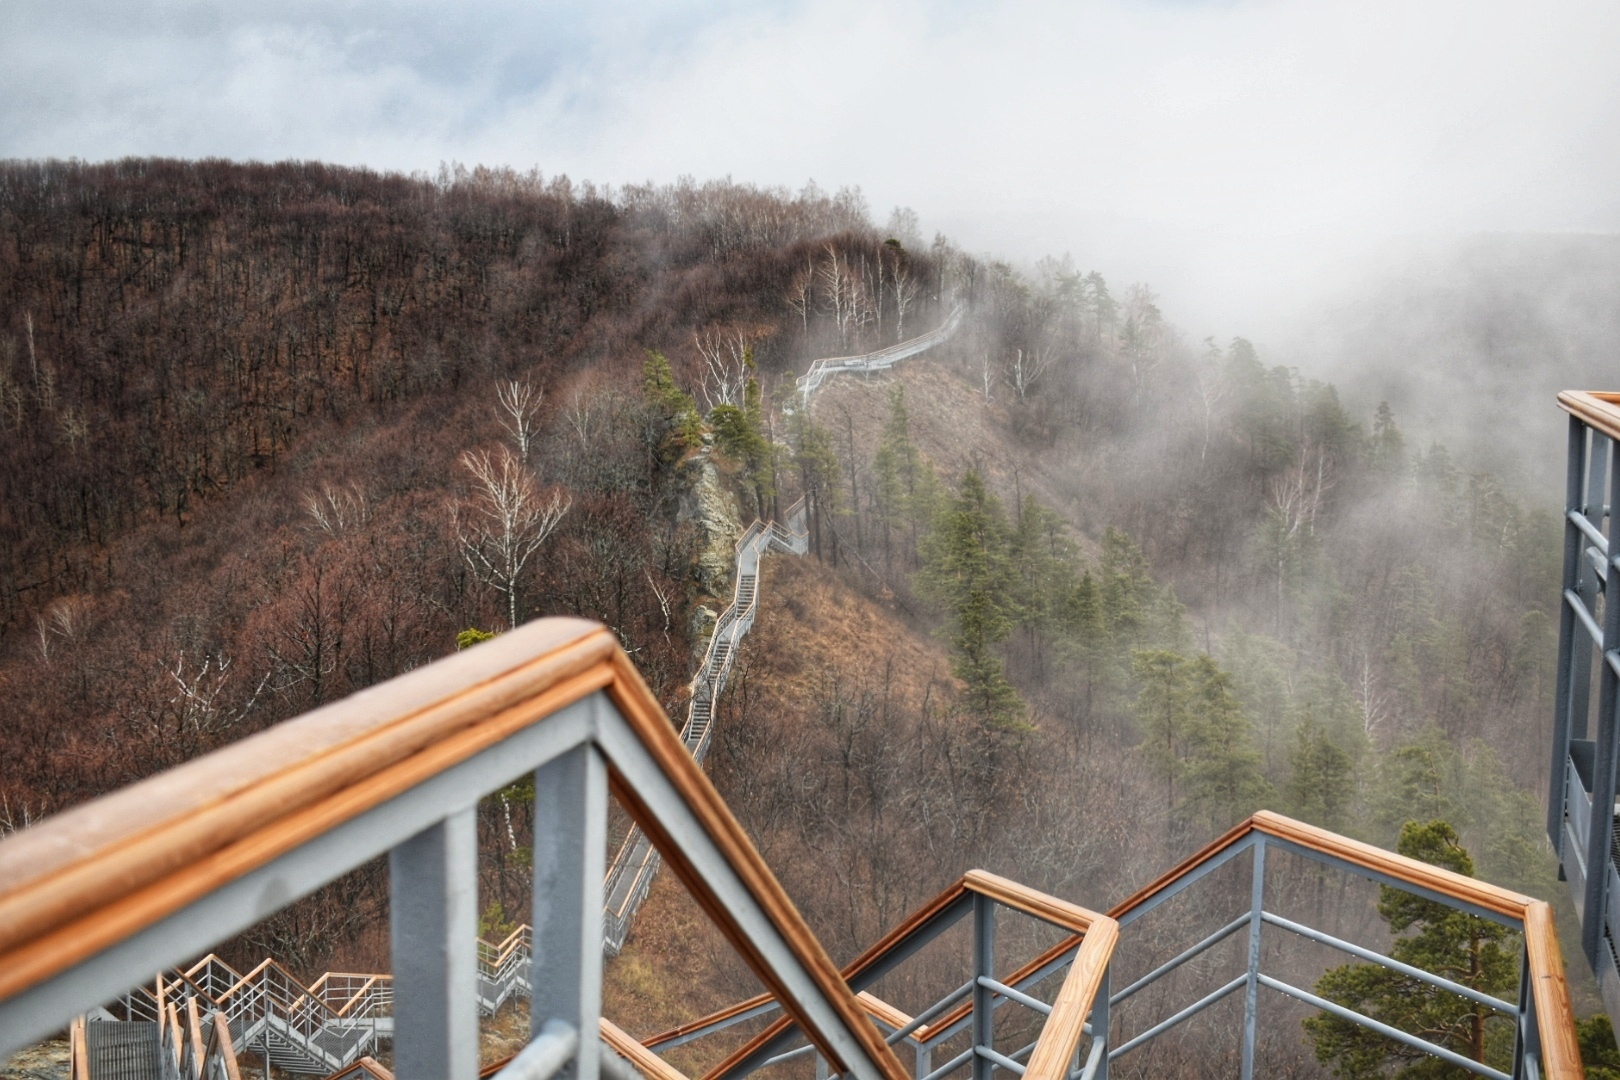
[604, 306, 964, 953]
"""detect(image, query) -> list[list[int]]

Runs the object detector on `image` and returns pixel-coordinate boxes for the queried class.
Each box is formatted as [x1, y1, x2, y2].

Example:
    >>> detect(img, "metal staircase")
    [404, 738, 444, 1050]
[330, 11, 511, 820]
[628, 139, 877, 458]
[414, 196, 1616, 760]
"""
[86, 926, 537, 1076]
[602, 305, 961, 953]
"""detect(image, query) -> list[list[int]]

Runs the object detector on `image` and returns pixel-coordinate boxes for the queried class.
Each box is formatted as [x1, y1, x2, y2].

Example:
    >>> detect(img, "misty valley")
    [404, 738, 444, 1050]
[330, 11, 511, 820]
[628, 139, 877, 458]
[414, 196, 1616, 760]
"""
[0, 159, 1614, 1080]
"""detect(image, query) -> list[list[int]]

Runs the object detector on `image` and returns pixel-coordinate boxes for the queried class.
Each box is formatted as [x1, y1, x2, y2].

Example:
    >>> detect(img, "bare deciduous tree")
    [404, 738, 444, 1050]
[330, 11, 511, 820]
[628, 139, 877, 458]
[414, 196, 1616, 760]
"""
[496, 379, 543, 463]
[694, 326, 758, 409]
[785, 262, 814, 341]
[1003, 346, 1056, 403]
[304, 482, 371, 534]
[564, 387, 600, 449]
[453, 447, 572, 629]
[890, 258, 919, 342]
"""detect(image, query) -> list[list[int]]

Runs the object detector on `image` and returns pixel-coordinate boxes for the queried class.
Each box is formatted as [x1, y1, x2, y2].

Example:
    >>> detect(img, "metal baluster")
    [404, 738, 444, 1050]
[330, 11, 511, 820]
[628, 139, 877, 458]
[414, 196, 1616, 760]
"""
[1240, 838, 1266, 1080]
[1551, 416, 1589, 851]
[390, 808, 479, 1080]
[972, 894, 995, 1080]
[532, 739, 609, 1080]
[1090, 968, 1110, 1080]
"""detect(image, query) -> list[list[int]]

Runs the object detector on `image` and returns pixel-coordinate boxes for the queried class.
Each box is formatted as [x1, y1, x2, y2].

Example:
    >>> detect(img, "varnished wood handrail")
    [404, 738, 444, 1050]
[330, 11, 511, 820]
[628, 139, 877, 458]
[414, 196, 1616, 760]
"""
[1250, 811, 1538, 918]
[0, 618, 908, 1080]
[1559, 391, 1620, 445]
[669, 812, 1582, 1080]
[211, 1011, 243, 1080]
[697, 873, 1110, 1080]
[1524, 901, 1583, 1080]
[964, 870, 1100, 934]
[1022, 915, 1116, 1080]
[602, 1018, 692, 1080]
[0, 619, 617, 994]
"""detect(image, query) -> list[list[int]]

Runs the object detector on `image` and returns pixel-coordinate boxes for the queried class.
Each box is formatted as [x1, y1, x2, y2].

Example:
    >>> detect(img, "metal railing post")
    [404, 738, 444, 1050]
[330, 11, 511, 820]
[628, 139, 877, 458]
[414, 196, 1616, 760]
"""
[1550, 416, 1588, 851]
[390, 807, 479, 1080]
[972, 894, 995, 1080]
[533, 740, 609, 1080]
[1240, 837, 1266, 1080]
[1511, 943, 1533, 1080]
[1091, 967, 1110, 1080]
[1584, 434, 1619, 966]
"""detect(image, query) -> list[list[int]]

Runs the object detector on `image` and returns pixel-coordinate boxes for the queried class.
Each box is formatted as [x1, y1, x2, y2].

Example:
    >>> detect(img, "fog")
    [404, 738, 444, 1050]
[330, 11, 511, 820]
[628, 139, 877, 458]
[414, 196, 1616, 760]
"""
[5, 0, 1618, 346]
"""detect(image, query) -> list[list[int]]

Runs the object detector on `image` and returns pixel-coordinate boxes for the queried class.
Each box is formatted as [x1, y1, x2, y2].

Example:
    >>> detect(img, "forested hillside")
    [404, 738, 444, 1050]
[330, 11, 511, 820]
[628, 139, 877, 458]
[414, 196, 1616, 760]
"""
[0, 159, 1578, 1037]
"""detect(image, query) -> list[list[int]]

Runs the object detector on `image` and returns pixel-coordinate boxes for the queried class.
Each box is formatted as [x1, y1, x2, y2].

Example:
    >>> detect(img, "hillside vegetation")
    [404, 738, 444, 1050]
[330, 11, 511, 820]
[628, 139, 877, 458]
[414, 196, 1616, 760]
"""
[0, 160, 1580, 1043]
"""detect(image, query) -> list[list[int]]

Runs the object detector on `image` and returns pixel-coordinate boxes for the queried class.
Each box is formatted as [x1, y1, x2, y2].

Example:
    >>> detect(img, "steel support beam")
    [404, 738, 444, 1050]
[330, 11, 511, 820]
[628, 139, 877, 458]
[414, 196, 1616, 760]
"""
[972, 894, 996, 1080]
[1585, 434, 1620, 966]
[391, 807, 479, 1080]
[1553, 419, 1592, 852]
[533, 733, 609, 1080]
[1240, 838, 1265, 1080]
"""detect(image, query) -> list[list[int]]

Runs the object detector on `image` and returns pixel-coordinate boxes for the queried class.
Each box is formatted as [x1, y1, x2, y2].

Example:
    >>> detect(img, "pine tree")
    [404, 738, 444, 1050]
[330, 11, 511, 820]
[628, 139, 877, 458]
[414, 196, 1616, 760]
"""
[642, 350, 702, 467]
[1133, 651, 1272, 835]
[1305, 820, 1517, 1079]
[872, 385, 936, 570]
[1286, 712, 1356, 833]
[711, 376, 775, 518]
[920, 470, 1025, 730]
[789, 406, 842, 560]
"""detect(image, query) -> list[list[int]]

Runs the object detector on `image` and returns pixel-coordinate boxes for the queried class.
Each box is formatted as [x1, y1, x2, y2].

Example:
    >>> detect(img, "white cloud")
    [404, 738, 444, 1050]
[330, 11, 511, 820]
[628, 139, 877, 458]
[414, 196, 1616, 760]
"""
[4, 0, 1617, 337]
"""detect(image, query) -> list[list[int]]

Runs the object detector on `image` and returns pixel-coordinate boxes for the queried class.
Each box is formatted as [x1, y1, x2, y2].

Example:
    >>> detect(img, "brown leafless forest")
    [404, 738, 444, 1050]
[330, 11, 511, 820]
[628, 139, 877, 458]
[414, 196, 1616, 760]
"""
[0, 159, 1585, 1067]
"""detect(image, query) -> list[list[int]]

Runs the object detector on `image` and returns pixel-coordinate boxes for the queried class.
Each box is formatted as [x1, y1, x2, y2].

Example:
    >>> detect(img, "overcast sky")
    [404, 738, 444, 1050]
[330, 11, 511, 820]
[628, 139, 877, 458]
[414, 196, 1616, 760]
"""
[4, 0, 1618, 338]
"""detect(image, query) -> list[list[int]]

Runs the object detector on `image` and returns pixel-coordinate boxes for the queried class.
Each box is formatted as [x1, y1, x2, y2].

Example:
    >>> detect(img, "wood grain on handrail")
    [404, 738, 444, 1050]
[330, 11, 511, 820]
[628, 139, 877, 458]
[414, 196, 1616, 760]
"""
[1021, 917, 1117, 1080]
[1559, 391, 1620, 444]
[211, 1011, 243, 1080]
[602, 1018, 692, 1080]
[0, 619, 616, 996]
[1250, 812, 1535, 919]
[186, 996, 206, 1079]
[964, 870, 1099, 933]
[1523, 902, 1582, 1080]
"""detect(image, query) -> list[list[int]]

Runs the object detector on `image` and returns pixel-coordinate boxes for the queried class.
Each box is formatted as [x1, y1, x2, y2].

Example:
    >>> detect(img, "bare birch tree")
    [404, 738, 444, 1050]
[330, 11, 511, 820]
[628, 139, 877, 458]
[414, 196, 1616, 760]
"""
[891, 258, 919, 342]
[496, 379, 543, 463]
[304, 482, 371, 534]
[453, 447, 571, 629]
[1004, 346, 1056, 403]
[694, 326, 756, 409]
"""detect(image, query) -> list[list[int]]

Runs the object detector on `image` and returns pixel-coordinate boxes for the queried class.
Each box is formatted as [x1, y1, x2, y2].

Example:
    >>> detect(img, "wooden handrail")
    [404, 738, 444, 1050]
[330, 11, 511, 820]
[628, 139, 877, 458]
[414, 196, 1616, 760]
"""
[69, 1015, 88, 1080]
[1559, 391, 1620, 444]
[602, 1018, 692, 1080]
[1250, 811, 1537, 917]
[667, 812, 1582, 1080]
[964, 870, 1100, 934]
[0, 619, 617, 994]
[0, 618, 908, 1080]
[696, 873, 1110, 1080]
[1022, 916, 1116, 1080]
[212, 1011, 243, 1080]
[1524, 901, 1583, 1080]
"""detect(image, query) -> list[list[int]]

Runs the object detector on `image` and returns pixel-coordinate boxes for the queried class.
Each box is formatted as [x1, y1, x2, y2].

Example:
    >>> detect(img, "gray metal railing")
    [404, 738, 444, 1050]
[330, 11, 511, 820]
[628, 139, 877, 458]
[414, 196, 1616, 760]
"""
[646, 814, 1580, 1080]
[0, 621, 912, 1080]
[600, 303, 965, 953]
[600, 502, 808, 954]
[795, 307, 965, 402]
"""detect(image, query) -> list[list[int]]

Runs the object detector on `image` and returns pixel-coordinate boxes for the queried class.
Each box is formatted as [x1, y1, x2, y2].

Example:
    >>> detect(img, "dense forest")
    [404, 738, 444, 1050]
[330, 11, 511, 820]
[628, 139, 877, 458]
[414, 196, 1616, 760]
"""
[0, 158, 1588, 1074]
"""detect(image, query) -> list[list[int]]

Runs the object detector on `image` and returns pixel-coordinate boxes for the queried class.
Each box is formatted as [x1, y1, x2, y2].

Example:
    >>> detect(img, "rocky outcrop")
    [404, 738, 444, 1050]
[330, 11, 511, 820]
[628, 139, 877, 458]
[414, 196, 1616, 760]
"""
[676, 452, 744, 601]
